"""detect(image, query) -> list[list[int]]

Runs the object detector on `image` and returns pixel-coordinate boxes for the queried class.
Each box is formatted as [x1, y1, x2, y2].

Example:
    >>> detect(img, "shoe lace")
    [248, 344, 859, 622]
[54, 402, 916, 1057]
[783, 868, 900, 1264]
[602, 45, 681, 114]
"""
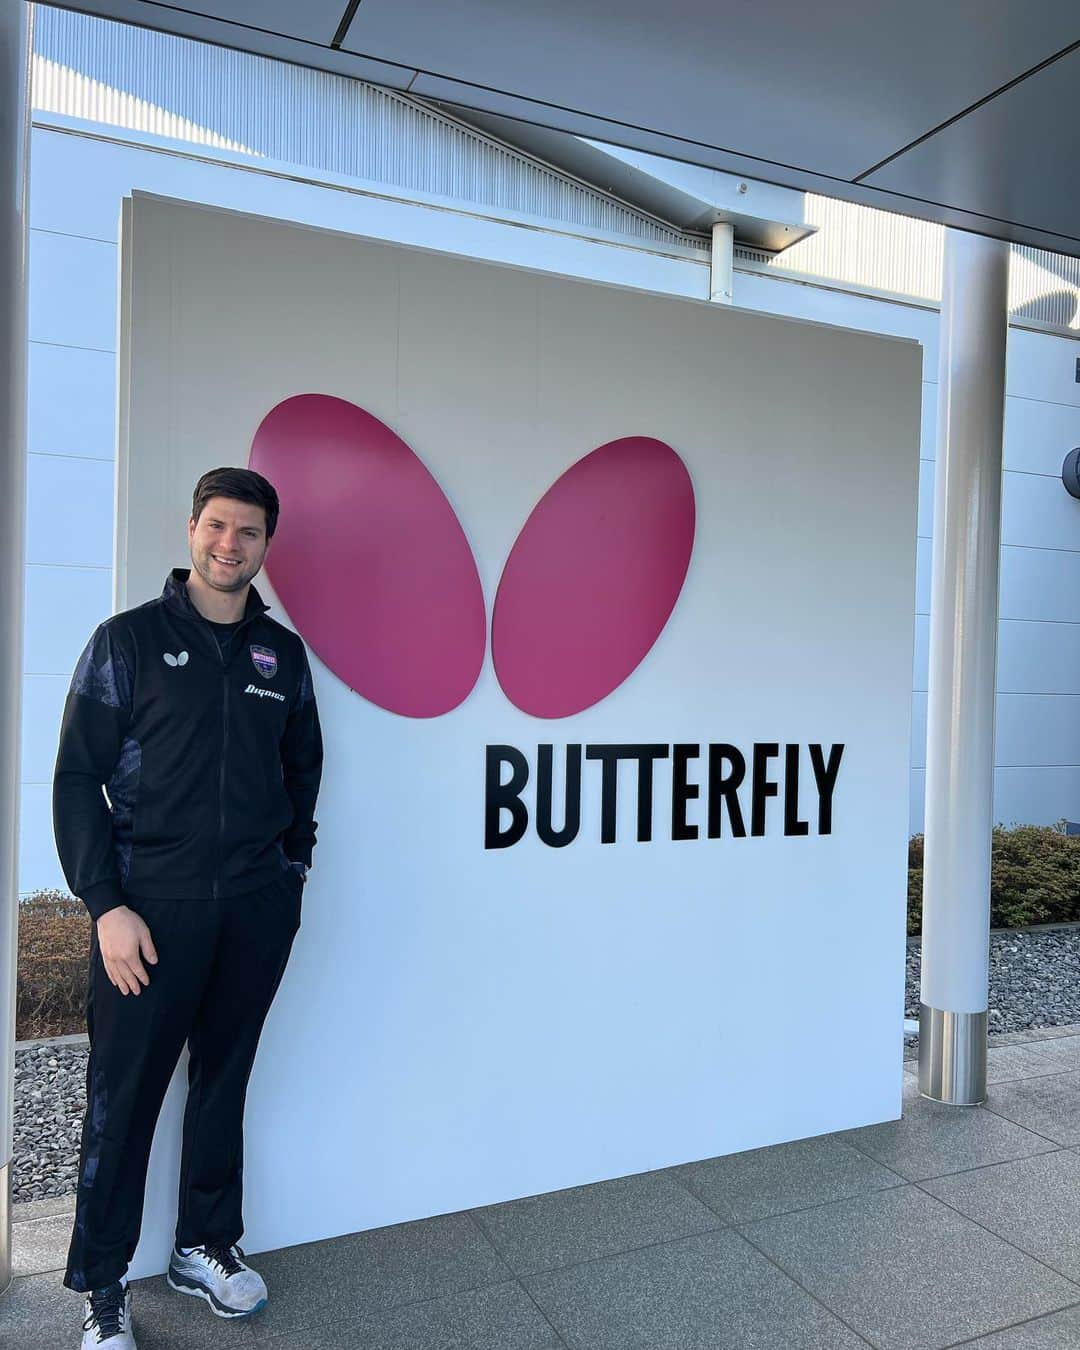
[199, 1243, 245, 1278]
[83, 1283, 126, 1340]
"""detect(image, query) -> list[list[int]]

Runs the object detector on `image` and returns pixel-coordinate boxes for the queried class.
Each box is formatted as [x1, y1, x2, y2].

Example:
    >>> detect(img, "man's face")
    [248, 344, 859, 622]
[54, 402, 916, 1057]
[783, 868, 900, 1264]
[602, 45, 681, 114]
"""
[188, 495, 270, 595]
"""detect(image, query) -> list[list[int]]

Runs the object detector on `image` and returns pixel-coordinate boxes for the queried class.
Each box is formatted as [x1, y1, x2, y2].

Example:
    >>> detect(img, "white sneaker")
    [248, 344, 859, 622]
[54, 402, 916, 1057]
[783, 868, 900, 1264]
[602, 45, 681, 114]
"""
[166, 1243, 268, 1318]
[81, 1281, 135, 1348]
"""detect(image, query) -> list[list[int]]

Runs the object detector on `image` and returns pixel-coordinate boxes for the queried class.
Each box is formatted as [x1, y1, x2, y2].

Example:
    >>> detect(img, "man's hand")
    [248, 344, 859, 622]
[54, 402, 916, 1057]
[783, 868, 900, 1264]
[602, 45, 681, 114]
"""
[96, 906, 159, 996]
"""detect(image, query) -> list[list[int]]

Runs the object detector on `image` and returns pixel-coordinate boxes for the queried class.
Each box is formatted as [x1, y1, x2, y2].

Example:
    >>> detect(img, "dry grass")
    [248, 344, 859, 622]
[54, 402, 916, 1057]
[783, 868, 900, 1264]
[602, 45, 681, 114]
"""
[17, 890, 90, 1040]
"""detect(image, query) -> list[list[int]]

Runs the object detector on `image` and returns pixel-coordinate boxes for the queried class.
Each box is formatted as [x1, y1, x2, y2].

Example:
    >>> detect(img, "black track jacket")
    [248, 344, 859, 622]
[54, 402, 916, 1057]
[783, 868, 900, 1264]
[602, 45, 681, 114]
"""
[53, 568, 323, 920]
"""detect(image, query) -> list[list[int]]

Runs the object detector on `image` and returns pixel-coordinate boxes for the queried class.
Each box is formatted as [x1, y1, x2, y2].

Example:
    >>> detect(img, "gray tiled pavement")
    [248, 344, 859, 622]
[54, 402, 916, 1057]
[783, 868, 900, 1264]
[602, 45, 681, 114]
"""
[10, 1028, 1080, 1349]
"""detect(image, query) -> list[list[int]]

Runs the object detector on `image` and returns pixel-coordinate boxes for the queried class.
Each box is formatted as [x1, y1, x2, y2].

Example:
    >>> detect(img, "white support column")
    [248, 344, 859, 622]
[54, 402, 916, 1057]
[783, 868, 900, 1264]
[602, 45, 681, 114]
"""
[0, 0, 30, 1297]
[709, 221, 734, 304]
[919, 229, 1010, 1106]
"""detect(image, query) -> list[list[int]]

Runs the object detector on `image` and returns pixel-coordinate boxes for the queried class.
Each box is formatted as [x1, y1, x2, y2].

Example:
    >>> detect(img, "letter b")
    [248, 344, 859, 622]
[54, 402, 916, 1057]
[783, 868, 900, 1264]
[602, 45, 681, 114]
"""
[485, 746, 529, 849]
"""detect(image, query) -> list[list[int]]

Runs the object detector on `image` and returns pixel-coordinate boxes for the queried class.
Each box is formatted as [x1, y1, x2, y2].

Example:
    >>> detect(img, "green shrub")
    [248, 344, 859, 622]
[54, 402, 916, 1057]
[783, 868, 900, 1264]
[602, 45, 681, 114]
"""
[908, 822, 1080, 936]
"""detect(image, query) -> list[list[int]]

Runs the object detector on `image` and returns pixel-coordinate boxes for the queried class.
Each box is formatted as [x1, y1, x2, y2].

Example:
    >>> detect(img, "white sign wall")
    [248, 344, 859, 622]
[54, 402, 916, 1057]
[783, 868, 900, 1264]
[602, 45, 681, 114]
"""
[117, 193, 921, 1275]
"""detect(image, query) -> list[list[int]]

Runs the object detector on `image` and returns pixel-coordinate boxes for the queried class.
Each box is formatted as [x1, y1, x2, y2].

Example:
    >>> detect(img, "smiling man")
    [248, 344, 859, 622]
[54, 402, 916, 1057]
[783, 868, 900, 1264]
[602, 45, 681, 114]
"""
[52, 467, 323, 1349]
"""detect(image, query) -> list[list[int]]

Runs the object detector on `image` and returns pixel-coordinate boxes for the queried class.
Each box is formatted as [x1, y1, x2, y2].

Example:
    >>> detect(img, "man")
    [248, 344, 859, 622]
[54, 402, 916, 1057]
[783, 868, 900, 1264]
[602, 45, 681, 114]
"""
[52, 466, 323, 1349]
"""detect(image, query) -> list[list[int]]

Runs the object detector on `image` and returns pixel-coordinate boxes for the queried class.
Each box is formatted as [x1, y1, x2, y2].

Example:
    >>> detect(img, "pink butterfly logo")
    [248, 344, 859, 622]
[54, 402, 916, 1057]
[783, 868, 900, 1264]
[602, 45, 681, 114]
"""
[249, 395, 696, 719]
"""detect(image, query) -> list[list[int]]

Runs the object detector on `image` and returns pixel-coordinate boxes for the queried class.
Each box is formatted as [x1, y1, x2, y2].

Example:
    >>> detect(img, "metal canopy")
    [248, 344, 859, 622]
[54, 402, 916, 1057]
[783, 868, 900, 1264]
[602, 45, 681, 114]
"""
[36, 0, 1080, 256]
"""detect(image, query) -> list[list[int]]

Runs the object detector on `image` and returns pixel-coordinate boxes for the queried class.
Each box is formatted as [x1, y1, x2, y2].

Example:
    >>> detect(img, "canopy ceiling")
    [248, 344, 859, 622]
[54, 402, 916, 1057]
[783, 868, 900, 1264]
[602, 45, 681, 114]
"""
[44, 0, 1080, 257]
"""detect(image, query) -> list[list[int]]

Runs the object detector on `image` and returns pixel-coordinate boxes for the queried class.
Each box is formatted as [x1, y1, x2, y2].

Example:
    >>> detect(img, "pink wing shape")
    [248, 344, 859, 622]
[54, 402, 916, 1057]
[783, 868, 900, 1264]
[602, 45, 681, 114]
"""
[493, 437, 695, 718]
[250, 394, 486, 718]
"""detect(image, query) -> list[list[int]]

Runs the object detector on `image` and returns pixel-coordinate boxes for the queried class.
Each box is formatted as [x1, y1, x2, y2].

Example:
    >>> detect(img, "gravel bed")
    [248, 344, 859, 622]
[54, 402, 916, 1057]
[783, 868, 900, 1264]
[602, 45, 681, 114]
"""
[13, 1041, 87, 1205]
[13, 927, 1080, 1204]
[905, 927, 1080, 1034]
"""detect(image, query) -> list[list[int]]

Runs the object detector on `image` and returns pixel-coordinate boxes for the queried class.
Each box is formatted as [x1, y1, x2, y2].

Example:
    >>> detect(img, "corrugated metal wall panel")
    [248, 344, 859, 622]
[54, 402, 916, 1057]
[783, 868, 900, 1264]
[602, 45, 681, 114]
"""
[1009, 247, 1080, 330]
[757, 194, 1079, 330]
[770, 194, 944, 303]
[29, 6, 1080, 330]
[33, 53, 256, 153]
[31, 7, 706, 255]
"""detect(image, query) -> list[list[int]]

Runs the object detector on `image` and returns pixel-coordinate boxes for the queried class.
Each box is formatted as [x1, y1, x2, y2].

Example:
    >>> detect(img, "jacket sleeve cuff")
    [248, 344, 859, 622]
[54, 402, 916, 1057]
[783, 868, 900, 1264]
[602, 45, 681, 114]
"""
[80, 880, 127, 922]
[285, 847, 313, 868]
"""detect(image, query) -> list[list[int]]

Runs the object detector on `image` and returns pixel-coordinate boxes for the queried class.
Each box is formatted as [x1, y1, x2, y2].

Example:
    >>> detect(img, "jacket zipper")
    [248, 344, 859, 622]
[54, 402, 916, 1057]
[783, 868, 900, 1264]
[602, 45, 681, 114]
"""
[165, 574, 270, 900]
[196, 614, 259, 900]
[217, 644, 228, 902]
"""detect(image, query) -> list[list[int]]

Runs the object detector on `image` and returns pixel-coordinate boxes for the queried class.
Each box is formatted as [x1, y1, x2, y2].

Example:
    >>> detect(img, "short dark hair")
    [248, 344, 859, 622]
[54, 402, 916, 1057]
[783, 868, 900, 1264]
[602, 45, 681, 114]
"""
[191, 467, 280, 539]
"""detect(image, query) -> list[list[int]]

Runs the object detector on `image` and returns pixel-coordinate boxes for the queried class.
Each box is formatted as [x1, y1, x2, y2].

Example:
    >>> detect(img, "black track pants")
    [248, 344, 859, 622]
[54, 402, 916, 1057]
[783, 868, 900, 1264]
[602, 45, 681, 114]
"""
[64, 870, 303, 1293]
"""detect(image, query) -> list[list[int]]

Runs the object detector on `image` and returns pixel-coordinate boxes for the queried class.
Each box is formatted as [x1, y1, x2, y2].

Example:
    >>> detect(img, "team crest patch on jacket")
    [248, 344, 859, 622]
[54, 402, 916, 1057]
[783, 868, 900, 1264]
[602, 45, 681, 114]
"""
[250, 644, 278, 679]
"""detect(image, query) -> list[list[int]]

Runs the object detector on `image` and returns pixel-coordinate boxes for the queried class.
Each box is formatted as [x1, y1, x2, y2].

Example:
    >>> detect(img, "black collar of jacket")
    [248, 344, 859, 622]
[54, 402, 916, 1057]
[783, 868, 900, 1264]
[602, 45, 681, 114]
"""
[162, 568, 271, 626]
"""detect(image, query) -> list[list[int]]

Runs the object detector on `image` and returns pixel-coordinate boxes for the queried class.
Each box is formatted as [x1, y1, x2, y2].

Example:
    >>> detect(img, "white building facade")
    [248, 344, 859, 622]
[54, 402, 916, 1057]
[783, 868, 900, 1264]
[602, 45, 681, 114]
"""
[19, 6, 1080, 896]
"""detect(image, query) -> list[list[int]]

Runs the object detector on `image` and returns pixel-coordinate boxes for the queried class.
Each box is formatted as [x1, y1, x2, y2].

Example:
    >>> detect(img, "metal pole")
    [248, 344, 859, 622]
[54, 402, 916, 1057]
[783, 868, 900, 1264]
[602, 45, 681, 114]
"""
[919, 229, 1010, 1106]
[0, 0, 31, 1297]
[709, 221, 734, 304]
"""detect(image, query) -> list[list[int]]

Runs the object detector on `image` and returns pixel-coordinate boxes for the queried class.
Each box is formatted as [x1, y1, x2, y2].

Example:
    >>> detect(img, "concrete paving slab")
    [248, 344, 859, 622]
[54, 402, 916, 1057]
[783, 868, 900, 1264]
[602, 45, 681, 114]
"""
[952, 1303, 1080, 1347]
[0, 1270, 87, 1348]
[905, 1039, 1080, 1081]
[983, 1071, 1080, 1146]
[989, 1033, 1068, 1048]
[671, 1134, 905, 1225]
[12, 1034, 1080, 1350]
[982, 1045, 1079, 1085]
[1017, 1036, 1080, 1072]
[0, 1269, 244, 1349]
[11, 1194, 76, 1222]
[220, 1211, 513, 1342]
[840, 1076, 1058, 1181]
[522, 1227, 868, 1349]
[920, 1151, 1080, 1282]
[469, 1170, 724, 1277]
[740, 1185, 1080, 1350]
[245, 1281, 563, 1348]
[11, 1208, 73, 1277]
[117, 1274, 259, 1347]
